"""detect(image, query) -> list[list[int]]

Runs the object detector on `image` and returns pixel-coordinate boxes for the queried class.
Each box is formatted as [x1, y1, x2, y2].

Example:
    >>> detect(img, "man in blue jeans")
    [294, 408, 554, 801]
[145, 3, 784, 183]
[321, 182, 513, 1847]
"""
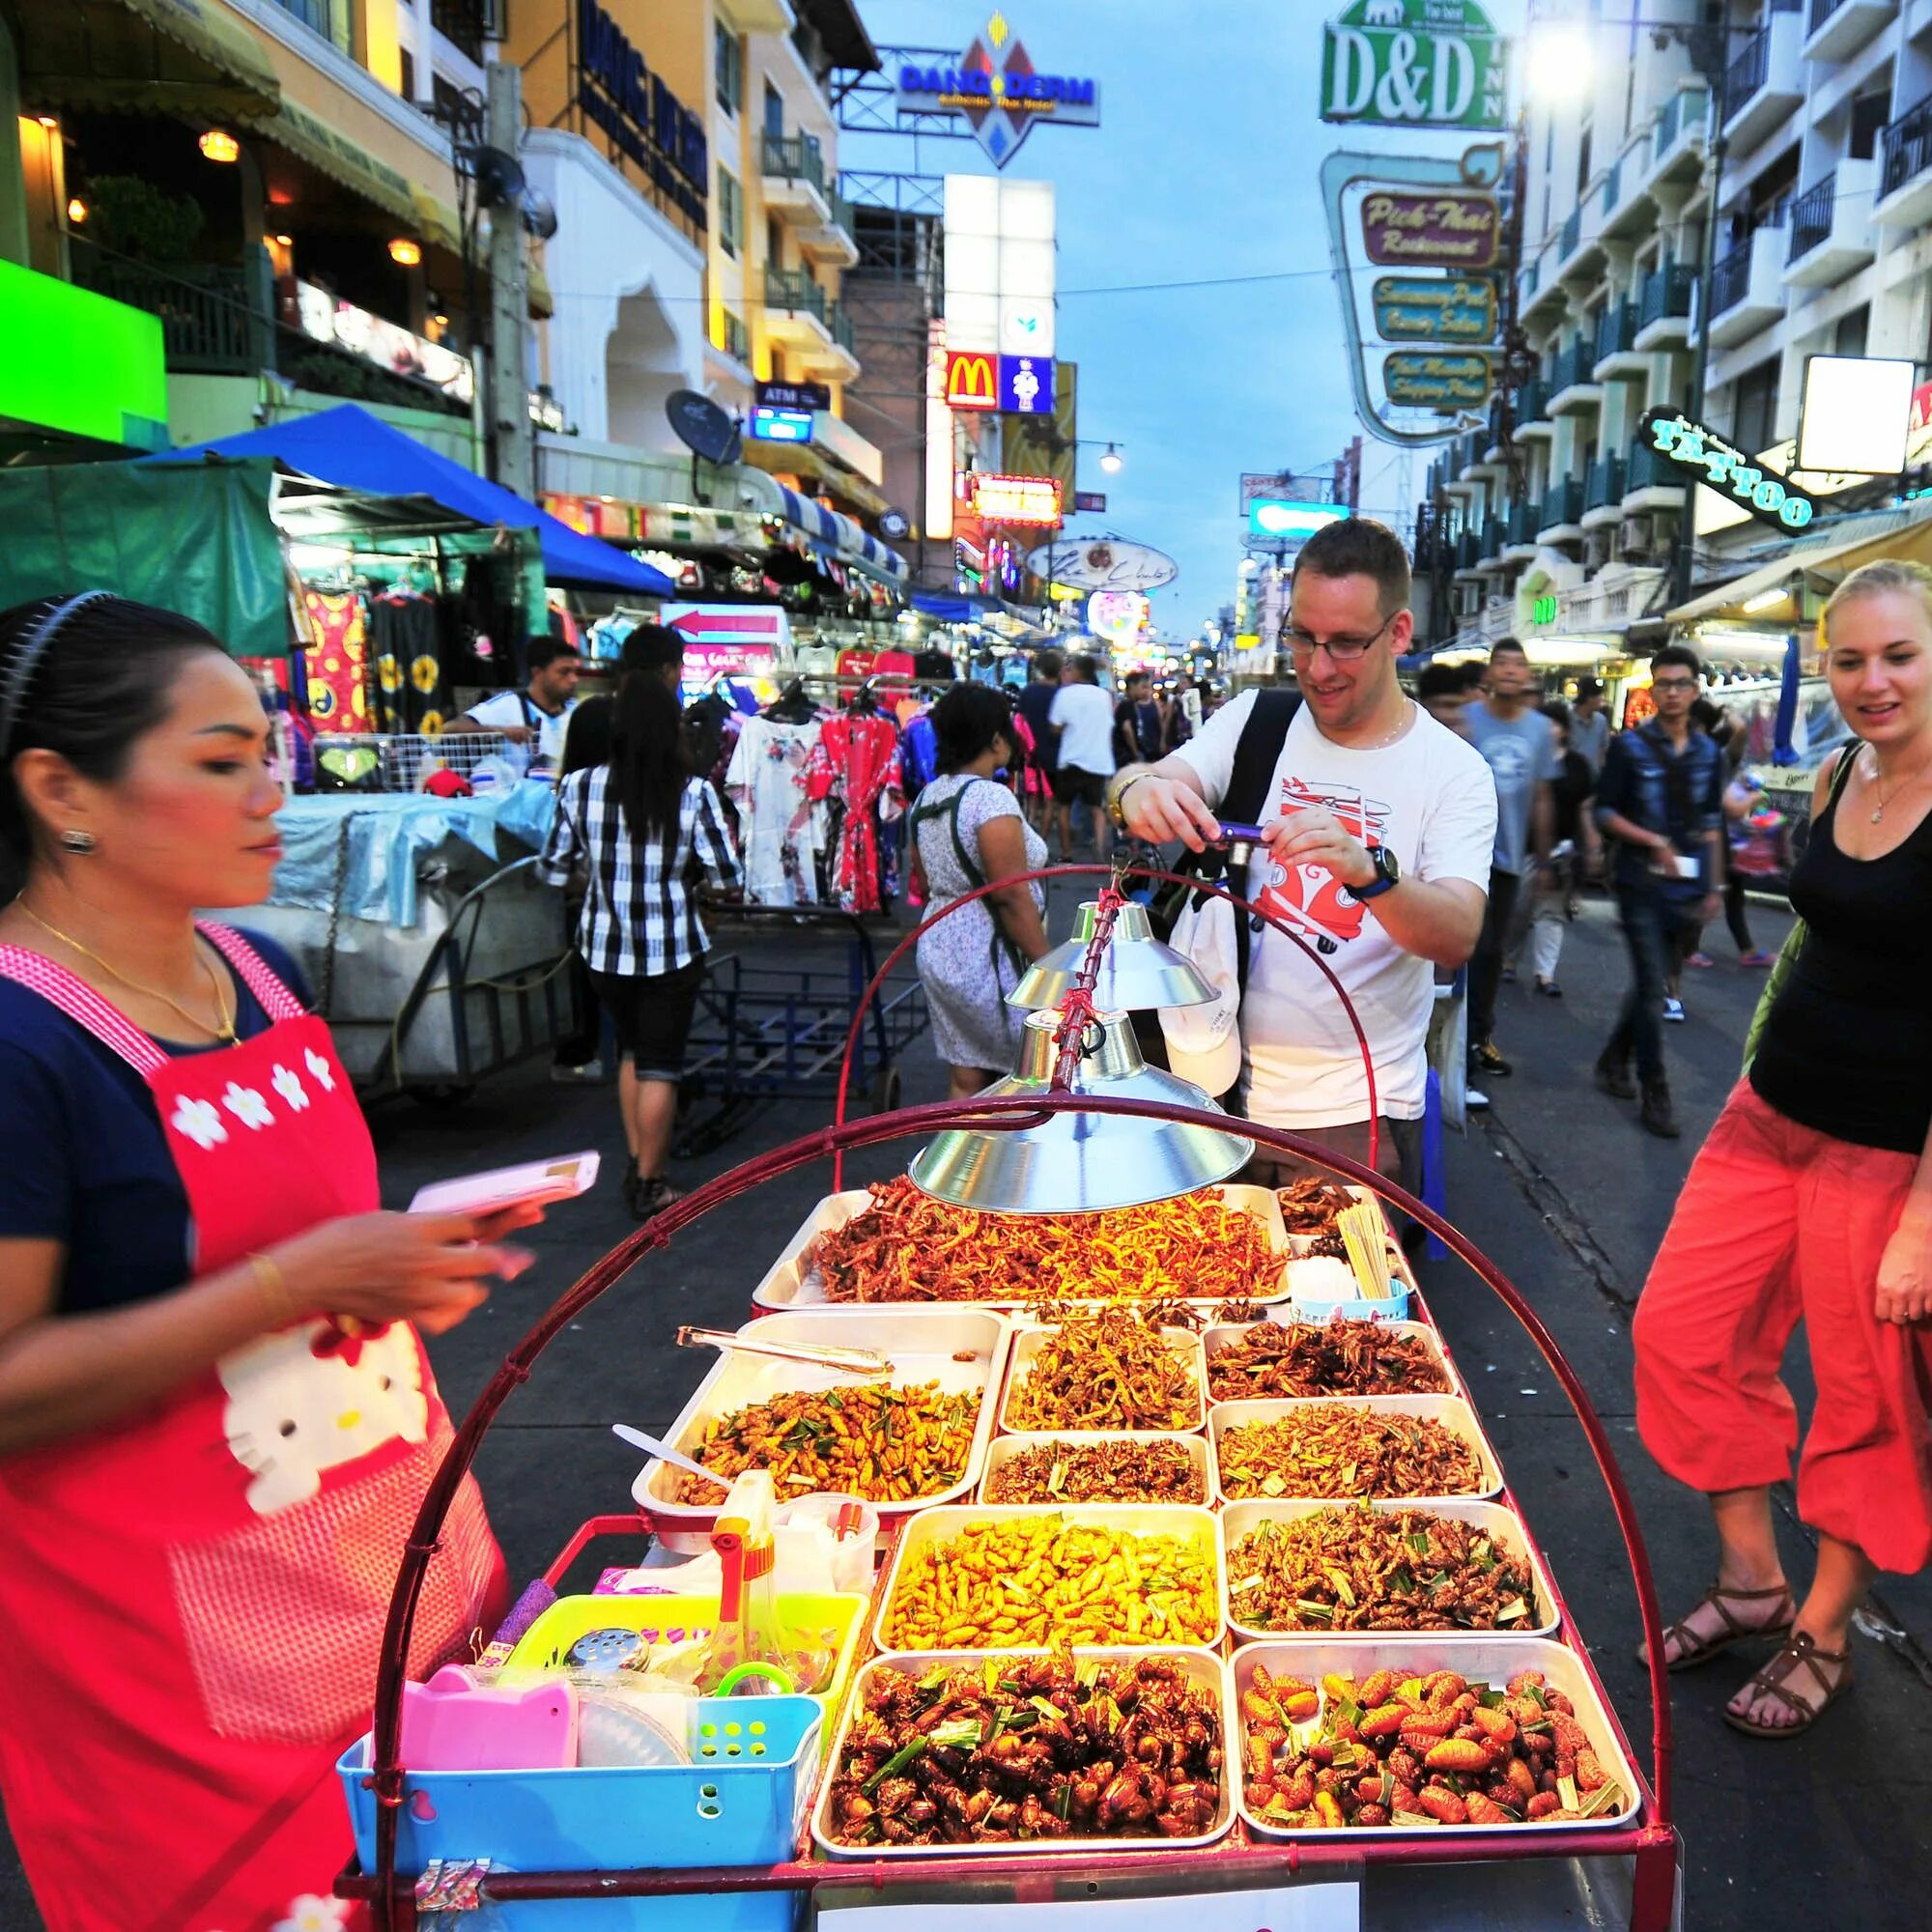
[1592, 644, 1726, 1137]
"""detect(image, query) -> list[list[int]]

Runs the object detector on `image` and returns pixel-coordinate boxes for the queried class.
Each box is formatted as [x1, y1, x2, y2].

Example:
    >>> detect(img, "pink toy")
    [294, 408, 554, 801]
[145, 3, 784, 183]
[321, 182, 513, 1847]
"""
[398, 1664, 579, 1772]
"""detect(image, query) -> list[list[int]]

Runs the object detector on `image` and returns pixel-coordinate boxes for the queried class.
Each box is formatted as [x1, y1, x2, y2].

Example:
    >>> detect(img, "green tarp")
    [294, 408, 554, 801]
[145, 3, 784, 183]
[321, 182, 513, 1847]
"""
[0, 458, 286, 656]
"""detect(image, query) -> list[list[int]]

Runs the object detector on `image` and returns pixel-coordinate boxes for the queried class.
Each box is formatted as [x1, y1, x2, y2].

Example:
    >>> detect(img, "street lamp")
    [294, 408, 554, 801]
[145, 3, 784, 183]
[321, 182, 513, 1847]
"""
[1099, 442, 1123, 474]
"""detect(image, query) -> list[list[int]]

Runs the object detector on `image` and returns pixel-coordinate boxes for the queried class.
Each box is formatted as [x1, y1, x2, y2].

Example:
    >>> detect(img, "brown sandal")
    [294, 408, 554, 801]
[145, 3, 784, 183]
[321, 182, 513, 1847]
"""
[1638, 1579, 1796, 1672]
[1723, 1630, 1854, 1739]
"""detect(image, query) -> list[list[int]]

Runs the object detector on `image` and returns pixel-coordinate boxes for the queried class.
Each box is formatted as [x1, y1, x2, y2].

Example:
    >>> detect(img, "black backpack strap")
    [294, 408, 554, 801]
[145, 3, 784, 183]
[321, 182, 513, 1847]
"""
[1224, 690, 1300, 1000]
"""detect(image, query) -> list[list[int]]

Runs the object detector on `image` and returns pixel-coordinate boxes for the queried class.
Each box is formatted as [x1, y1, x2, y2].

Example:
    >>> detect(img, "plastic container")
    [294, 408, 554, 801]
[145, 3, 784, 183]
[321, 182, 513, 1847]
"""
[336, 1693, 822, 1929]
[999, 1322, 1208, 1437]
[811, 1648, 1236, 1860]
[749, 1184, 1293, 1312]
[505, 1590, 867, 1724]
[1217, 1497, 1562, 1644]
[870, 1502, 1225, 1655]
[775, 1494, 878, 1595]
[631, 1310, 1010, 1551]
[1208, 1394, 1506, 1506]
[977, 1431, 1212, 1507]
[1230, 1635, 1640, 1838]
[1201, 1317, 1459, 1406]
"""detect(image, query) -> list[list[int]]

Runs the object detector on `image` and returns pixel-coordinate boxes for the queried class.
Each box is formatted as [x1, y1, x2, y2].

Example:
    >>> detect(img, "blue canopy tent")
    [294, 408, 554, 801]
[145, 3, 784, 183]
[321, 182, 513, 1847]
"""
[143, 405, 674, 596]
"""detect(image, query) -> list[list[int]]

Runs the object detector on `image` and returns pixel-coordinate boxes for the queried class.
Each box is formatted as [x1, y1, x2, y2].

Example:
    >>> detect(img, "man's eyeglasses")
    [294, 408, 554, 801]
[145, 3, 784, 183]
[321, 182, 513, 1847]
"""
[1281, 612, 1398, 661]
[1650, 676, 1697, 693]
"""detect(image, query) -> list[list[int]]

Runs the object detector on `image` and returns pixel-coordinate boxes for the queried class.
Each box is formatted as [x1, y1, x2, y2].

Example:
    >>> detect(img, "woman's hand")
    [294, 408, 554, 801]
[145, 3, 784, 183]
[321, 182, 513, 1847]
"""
[1875, 1215, 1932, 1325]
[267, 1211, 532, 1336]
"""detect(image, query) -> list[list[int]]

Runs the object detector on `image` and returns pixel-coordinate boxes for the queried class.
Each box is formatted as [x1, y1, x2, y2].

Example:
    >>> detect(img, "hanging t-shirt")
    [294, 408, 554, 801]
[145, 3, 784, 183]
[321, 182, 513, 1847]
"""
[1175, 694, 1496, 1129]
[299, 589, 372, 734]
[725, 714, 827, 905]
[370, 592, 446, 736]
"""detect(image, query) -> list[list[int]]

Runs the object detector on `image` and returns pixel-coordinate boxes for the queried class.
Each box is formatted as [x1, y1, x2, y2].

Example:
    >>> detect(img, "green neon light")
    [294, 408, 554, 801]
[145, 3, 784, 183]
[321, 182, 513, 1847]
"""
[0, 260, 168, 449]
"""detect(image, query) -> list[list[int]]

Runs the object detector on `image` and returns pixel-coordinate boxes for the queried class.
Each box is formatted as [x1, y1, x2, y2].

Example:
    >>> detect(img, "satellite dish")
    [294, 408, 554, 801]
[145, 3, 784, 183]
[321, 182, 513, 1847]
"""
[521, 187, 558, 242]
[470, 145, 526, 210]
[667, 389, 743, 466]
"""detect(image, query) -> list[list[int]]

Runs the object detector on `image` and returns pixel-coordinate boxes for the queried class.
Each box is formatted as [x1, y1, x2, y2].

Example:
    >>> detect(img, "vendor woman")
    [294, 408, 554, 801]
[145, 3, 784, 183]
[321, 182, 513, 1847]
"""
[0, 594, 536, 1930]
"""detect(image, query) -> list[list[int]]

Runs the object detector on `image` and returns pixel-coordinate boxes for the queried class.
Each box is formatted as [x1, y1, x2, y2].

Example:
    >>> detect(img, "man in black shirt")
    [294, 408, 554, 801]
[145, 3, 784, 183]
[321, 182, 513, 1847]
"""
[1015, 647, 1063, 834]
[1113, 669, 1163, 767]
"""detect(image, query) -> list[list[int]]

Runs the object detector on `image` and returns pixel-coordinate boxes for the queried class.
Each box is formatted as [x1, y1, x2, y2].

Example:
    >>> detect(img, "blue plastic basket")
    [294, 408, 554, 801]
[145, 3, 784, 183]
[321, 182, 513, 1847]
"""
[336, 1695, 820, 1932]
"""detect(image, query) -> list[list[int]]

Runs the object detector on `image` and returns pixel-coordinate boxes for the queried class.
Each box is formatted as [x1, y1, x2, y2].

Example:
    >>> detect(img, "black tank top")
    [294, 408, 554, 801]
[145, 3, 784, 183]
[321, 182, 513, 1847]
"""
[1750, 769, 1932, 1152]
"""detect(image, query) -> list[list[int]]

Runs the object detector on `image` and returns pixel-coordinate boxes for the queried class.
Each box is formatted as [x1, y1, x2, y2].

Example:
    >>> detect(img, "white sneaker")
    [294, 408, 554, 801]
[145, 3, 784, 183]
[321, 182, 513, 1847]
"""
[1466, 1088, 1491, 1110]
[551, 1059, 608, 1083]
[1662, 998, 1686, 1025]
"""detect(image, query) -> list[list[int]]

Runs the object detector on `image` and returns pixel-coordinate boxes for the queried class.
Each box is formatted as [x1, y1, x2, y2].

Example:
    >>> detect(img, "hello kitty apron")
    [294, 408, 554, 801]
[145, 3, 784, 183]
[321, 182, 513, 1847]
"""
[0, 927, 501, 1932]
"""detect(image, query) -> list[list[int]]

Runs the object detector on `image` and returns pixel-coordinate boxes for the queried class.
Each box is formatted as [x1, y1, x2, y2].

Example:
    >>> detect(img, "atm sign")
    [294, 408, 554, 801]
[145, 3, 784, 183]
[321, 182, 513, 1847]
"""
[945, 350, 1000, 412]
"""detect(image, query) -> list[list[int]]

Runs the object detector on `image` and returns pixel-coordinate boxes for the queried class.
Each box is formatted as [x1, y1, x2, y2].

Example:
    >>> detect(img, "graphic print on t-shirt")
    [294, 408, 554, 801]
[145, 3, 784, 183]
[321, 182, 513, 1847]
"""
[1252, 777, 1391, 953]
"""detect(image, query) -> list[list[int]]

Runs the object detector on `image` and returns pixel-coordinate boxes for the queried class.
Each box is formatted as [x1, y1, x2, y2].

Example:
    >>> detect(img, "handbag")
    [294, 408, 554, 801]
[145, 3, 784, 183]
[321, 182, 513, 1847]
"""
[1741, 744, 1859, 1072]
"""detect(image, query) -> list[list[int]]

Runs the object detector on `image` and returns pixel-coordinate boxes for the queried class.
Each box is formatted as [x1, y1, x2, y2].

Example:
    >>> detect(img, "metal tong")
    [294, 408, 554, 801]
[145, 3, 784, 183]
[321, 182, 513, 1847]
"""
[674, 1324, 893, 1378]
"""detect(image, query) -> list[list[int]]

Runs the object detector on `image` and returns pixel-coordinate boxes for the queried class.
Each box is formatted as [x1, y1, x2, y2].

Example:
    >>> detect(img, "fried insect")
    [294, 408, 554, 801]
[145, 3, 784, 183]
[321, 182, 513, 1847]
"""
[1239, 1663, 1624, 1831]
[1208, 1320, 1452, 1403]
[986, 1437, 1206, 1506]
[1276, 1179, 1357, 1238]
[1006, 1309, 1204, 1433]
[1216, 1405, 1486, 1501]
[807, 1177, 1280, 1304]
[672, 1381, 978, 1504]
[1225, 1504, 1538, 1633]
[826, 1649, 1224, 1847]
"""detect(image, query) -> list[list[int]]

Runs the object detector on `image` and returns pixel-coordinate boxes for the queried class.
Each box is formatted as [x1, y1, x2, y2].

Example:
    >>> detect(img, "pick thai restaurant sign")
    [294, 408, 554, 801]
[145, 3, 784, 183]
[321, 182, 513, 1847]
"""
[1322, 0, 1508, 130]
[1362, 190, 1499, 268]
[1373, 274, 1495, 343]
[1383, 351, 1492, 410]
[1639, 410, 1817, 531]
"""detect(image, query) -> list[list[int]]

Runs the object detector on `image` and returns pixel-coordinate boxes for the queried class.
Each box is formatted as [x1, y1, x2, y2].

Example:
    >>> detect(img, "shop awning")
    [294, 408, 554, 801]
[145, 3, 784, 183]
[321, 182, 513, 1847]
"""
[143, 404, 676, 594]
[250, 95, 420, 231]
[1668, 512, 1932, 624]
[735, 468, 909, 586]
[16, 0, 281, 120]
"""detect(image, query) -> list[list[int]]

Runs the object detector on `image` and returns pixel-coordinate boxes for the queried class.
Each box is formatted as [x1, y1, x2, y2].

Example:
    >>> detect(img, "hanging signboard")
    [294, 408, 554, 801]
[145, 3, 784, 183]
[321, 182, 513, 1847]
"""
[895, 14, 1100, 168]
[1372, 274, 1495, 342]
[1026, 537, 1178, 592]
[1638, 409, 1816, 531]
[1384, 351, 1492, 410]
[971, 473, 1063, 526]
[944, 349, 1001, 412]
[1321, 0, 1508, 129]
[1361, 190, 1499, 267]
[1087, 589, 1150, 643]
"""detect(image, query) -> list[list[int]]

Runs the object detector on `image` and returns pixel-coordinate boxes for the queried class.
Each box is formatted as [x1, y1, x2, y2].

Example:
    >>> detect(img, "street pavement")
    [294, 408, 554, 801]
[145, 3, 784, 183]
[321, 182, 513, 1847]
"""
[6, 884, 1931, 1926]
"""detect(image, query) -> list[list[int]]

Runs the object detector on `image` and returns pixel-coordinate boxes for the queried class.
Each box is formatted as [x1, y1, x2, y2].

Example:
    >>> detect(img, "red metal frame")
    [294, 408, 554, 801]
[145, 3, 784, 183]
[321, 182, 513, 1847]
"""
[342, 1093, 1676, 1929]
[828, 862, 1384, 1186]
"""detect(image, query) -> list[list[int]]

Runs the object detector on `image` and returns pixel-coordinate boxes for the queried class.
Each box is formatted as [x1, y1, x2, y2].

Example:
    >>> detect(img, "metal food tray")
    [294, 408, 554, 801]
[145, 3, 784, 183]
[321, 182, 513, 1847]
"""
[811, 1646, 1236, 1860]
[1208, 1394, 1506, 1506]
[1201, 1316, 1462, 1405]
[749, 1185, 1293, 1312]
[871, 1502, 1226, 1656]
[1231, 1634, 1641, 1838]
[978, 1431, 1213, 1507]
[629, 1310, 1011, 1551]
[998, 1322, 1208, 1437]
[1218, 1497, 1561, 1644]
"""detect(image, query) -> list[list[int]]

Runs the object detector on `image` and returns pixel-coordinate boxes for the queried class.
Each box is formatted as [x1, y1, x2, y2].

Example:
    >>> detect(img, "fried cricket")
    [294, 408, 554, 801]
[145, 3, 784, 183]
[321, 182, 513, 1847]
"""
[1216, 1405, 1486, 1501]
[1208, 1320, 1452, 1403]
[1006, 1309, 1204, 1433]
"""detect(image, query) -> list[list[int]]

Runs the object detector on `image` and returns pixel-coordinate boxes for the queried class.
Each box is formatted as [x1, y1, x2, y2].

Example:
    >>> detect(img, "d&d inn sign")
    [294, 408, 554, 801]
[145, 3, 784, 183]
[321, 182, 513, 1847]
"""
[1322, 0, 1508, 131]
[577, 0, 708, 228]
[1639, 409, 1817, 531]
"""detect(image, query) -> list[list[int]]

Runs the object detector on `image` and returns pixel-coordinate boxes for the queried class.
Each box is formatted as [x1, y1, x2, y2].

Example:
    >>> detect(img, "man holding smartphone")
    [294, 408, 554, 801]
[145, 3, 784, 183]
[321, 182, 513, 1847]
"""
[1592, 644, 1726, 1138]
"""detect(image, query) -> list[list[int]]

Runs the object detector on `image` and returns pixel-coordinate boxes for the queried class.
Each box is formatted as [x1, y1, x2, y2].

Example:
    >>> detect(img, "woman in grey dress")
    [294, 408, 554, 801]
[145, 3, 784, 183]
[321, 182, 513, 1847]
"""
[910, 685, 1054, 1100]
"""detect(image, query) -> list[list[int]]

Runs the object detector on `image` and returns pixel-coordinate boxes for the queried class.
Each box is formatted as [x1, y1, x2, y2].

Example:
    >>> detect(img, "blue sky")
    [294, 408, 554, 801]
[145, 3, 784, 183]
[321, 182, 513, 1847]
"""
[846, 0, 1528, 634]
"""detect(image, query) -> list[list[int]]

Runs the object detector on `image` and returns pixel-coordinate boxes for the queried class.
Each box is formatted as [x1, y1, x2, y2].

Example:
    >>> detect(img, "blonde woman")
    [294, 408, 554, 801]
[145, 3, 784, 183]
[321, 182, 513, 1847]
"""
[1633, 559, 1932, 1737]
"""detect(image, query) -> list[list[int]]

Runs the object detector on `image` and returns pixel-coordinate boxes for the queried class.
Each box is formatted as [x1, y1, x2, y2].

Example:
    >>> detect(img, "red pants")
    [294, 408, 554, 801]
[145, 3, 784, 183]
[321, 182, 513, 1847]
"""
[1633, 1080, 1932, 1573]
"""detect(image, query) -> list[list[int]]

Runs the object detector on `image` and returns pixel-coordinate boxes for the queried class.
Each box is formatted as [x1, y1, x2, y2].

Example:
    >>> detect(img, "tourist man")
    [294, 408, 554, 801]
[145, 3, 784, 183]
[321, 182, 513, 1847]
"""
[1048, 653, 1117, 862]
[447, 636, 582, 774]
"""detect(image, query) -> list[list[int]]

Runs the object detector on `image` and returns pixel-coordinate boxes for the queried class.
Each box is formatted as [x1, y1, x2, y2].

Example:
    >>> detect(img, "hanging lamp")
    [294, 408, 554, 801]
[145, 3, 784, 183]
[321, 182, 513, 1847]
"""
[1008, 899, 1216, 1012]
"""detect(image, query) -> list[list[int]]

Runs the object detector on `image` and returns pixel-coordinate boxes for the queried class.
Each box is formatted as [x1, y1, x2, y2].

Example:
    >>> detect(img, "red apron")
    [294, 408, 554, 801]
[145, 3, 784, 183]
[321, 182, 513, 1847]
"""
[0, 927, 502, 1932]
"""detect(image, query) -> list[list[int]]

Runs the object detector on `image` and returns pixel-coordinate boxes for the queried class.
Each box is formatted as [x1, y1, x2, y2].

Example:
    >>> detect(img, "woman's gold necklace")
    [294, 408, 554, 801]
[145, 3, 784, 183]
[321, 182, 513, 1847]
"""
[1863, 746, 1932, 825]
[14, 903, 237, 1042]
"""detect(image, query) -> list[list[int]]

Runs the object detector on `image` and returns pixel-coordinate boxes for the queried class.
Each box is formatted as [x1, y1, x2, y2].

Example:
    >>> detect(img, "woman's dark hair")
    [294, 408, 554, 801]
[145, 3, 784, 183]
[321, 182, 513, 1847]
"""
[932, 683, 1013, 776]
[560, 695, 613, 776]
[618, 622, 684, 682]
[611, 669, 689, 841]
[0, 593, 228, 894]
[1542, 698, 1572, 734]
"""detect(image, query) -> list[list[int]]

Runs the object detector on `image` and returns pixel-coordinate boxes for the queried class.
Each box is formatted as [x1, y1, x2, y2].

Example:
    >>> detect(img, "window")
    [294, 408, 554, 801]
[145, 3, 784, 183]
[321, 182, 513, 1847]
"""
[715, 22, 743, 115]
[767, 213, 784, 270]
[718, 165, 742, 258]
[1851, 82, 1889, 161]
[1576, 124, 1592, 198]
[1732, 357, 1778, 455]
[1834, 304, 1869, 360]
[400, 47, 416, 100]
[764, 81, 784, 140]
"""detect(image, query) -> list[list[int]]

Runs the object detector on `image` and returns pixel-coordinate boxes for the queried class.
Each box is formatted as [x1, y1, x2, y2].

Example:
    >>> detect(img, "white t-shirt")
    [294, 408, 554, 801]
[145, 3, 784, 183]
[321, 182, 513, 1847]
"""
[1174, 693, 1496, 1129]
[1049, 683, 1118, 777]
[464, 689, 576, 771]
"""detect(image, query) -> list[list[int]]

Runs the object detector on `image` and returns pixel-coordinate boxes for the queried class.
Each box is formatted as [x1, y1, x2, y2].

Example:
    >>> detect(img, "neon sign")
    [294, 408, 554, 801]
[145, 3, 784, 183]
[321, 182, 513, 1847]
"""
[1639, 409, 1816, 532]
[971, 473, 1063, 526]
[895, 14, 1100, 167]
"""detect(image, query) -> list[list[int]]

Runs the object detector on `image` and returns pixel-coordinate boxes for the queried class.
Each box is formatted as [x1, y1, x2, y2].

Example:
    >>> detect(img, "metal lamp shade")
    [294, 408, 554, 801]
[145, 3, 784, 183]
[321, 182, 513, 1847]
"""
[909, 1009, 1255, 1214]
[1008, 900, 1217, 1011]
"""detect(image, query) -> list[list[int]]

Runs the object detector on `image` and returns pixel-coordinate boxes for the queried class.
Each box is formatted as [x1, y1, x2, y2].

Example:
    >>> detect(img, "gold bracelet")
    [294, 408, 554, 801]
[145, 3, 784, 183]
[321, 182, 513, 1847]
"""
[247, 1252, 296, 1328]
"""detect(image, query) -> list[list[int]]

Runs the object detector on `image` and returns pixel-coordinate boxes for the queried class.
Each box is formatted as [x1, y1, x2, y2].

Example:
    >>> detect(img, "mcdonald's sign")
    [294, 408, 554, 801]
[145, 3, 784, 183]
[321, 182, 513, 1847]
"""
[945, 349, 1000, 412]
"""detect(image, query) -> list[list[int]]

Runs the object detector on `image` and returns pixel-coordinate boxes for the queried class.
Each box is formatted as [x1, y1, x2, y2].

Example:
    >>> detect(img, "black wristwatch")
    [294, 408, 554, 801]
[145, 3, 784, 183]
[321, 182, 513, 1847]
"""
[1353, 844, 1401, 900]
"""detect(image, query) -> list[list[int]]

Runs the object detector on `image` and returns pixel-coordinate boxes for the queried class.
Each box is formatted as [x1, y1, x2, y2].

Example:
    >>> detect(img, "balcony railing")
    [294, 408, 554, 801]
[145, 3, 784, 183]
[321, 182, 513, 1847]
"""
[269, 0, 334, 35]
[829, 303, 855, 355]
[1456, 529, 1481, 570]
[762, 131, 828, 196]
[1550, 337, 1594, 393]
[1560, 206, 1581, 258]
[1638, 261, 1696, 327]
[1506, 501, 1538, 544]
[69, 238, 267, 375]
[1541, 477, 1583, 528]
[1727, 22, 1772, 106]
[1787, 172, 1836, 263]
[1627, 440, 1673, 491]
[1584, 454, 1627, 510]
[1514, 376, 1551, 423]
[1603, 158, 1622, 216]
[1655, 87, 1707, 156]
[720, 307, 749, 363]
[765, 265, 830, 324]
[1881, 93, 1932, 198]
[1594, 299, 1636, 360]
[1808, 0, 1846, 32]
[430, 0, 488, 62]
[1710, 239, 1753, 315]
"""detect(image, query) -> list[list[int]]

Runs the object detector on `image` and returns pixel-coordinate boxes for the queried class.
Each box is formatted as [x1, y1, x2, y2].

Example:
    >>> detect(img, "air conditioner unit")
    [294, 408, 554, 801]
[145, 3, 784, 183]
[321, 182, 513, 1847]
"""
[1619, 515, 1652, 561]
[1584, 528, 1613, 571]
